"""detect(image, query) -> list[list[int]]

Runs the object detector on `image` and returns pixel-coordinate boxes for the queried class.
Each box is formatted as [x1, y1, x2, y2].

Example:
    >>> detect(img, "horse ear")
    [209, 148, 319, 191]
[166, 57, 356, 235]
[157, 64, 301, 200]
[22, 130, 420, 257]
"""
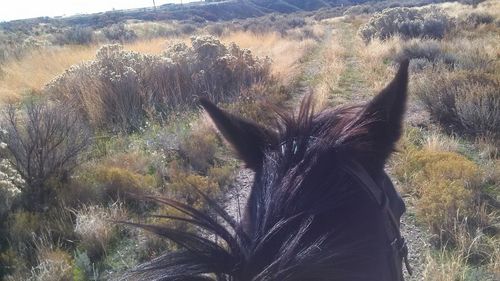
[359, 60, 409, 161]
[200, 98, 278, 170]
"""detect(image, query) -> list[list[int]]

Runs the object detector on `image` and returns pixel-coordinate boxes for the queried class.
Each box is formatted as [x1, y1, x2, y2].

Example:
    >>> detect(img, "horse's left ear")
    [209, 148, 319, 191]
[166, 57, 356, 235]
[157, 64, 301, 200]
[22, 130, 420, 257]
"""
[359, 59, 409, 162]
[200, 98, 278, 170]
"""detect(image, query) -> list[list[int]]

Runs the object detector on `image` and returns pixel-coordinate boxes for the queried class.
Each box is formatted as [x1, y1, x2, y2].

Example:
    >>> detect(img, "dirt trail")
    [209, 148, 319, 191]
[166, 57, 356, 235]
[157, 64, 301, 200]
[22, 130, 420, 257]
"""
[225, 21, 429, 281]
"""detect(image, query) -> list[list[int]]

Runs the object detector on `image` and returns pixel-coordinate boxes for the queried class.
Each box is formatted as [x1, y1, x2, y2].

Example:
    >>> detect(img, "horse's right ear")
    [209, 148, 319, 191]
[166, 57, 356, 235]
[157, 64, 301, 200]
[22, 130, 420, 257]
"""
[200, 98, 278, 170]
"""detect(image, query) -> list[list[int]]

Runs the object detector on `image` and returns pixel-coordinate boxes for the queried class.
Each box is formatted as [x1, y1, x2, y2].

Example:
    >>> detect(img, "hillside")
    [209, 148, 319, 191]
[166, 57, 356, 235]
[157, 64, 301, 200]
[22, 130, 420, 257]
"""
[0, 0, 447, 30]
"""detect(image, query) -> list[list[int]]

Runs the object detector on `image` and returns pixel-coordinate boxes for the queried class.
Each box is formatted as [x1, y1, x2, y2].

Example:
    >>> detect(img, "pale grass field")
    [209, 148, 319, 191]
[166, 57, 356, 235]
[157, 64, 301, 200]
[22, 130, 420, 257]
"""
[221, 31, 317, 84]
[0, 31, 315, 102]
[438, 0, 500, 18]
[0, 45, 97, 102]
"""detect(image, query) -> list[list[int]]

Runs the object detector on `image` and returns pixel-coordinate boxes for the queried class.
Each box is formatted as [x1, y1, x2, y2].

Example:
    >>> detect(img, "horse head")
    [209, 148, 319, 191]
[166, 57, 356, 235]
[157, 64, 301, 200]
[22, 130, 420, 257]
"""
[122, 60, 410, 281]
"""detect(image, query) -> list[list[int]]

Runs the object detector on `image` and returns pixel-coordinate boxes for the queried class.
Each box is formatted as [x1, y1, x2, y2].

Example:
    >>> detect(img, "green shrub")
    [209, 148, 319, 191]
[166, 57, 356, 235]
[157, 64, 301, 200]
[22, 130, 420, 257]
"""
[94, 166, 157, 212]
[167, 163, 220, 209]
[394, 149, 481, 235]
[73, 250, 93, 281]
[0, 249, 22, 277]
[5, 211, 43, 268]
[8, 211, 43, 246]
[179, 126, 219, 172]
[208, 164, 236, 188]
[359, 7, 453, 42]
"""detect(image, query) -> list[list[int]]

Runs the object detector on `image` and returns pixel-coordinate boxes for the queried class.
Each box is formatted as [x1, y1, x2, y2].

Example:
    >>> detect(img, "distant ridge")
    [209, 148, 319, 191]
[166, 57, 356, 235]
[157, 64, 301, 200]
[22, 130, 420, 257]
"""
[0, 0, 445, 29]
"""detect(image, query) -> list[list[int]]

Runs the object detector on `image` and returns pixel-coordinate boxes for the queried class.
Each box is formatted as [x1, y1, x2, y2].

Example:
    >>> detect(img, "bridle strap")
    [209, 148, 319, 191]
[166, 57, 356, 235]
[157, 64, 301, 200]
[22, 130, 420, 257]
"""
[344, 161, 413, 278]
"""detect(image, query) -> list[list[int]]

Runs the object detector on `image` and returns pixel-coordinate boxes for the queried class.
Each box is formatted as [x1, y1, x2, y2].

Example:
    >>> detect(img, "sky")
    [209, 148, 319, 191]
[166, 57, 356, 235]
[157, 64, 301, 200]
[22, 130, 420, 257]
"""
[0, 0, 199, 22]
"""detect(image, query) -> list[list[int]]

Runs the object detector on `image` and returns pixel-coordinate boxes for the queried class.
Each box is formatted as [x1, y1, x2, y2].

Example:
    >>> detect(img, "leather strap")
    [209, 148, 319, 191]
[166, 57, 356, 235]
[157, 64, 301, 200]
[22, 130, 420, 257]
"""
[344, 161, 413, 279]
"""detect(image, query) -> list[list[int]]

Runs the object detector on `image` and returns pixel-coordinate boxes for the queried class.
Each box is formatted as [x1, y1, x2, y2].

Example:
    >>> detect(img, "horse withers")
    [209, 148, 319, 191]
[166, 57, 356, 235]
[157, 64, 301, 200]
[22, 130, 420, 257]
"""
[121, 60, 411, 281]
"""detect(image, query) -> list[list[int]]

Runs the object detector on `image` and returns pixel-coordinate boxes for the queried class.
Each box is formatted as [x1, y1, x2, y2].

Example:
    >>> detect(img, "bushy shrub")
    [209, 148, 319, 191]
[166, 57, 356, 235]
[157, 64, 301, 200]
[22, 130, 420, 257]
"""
[462, 12, 495, 28]
[127, 22, 182, 39]
[62, 149, 161, 209]
[6, 211, 43, 268]
[286, 17, 306, 29]
[393, 39, 449, 63]
[414, 70, 500, 140]
[238, 14, 309, 36]
[93, 166, 157, 212]
[344, 5, 374, 16]
[389, 38, 494, 74]
[46, 37, 270, 132]
[359, 7, 453, 42]
[0, 159, 23, 217]
[179, 24, 197, 35]
[179, 126, 219, 172]
[72, 250, 96, 281]
[54, 27, 94, 45]
[4, 208, 76, 272]
[1, 99, 91, 211]
[102, 23, 137, 43]
[166, 162, 220, 209]
[394, 149, 480, 234]
[208, 164, 235, 188]
[207, 24, 225, 37]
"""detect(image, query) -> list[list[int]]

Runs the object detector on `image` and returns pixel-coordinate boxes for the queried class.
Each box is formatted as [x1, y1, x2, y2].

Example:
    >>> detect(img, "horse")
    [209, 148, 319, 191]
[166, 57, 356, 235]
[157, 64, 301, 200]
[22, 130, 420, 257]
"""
[121, 60, 411, 281]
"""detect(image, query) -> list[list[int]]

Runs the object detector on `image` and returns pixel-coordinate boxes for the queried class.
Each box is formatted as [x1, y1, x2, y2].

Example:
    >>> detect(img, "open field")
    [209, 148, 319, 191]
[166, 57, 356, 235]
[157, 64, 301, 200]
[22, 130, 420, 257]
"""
[0, 0, 498, 280]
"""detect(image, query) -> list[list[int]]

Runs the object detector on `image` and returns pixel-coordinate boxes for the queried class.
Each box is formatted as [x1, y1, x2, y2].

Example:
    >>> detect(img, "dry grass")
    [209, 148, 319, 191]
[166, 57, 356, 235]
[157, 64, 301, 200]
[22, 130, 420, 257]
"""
[423, 131, 460, 153]
[0, 38, 190, 101]
[423, 249, 469, 281]
[423, 216, 500, 281]
[439, 0, 500, 19]
[0, 45, 97, 102]
[0, 29, 312, 103]
[221, 31, 316, 84]
[313, 28, 347, 109]
[73, 204, 127, 260]
[124, 36, 190, 55]
[358, 36, 402, 89]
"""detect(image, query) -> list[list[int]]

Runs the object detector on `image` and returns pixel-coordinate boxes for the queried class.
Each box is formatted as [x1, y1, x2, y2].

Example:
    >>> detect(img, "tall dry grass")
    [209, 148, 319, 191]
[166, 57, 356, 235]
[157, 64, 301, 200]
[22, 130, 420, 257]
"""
[0, 29, 314, 102]
[221, 31, 316, 84]
[0, 45, 97, 102]
[313, 28, 347, 109]
[439, 0, 500, 19]
[358, 36, 402, 89]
